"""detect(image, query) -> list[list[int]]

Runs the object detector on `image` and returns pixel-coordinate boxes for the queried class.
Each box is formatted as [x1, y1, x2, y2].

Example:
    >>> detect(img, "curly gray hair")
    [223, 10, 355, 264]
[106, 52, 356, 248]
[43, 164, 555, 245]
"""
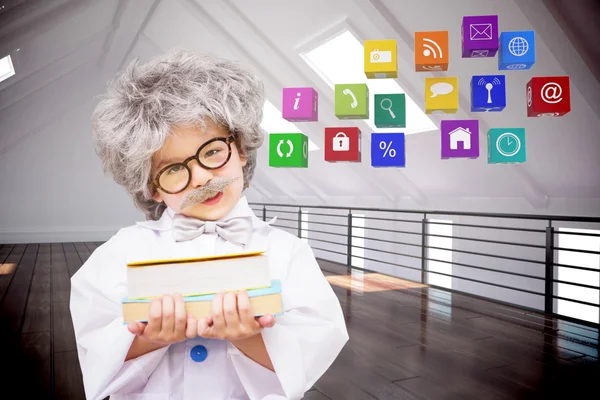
[91, 49, 265, 221]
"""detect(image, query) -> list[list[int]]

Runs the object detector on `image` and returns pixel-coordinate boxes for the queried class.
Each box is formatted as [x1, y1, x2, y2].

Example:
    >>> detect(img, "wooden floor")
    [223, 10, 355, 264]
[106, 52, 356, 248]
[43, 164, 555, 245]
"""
[1, 243, 598, 399]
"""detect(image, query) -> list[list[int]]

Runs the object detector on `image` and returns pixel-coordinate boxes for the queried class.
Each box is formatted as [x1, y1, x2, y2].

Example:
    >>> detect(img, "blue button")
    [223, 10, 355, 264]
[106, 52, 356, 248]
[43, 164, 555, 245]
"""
[190, 345, 208, 362]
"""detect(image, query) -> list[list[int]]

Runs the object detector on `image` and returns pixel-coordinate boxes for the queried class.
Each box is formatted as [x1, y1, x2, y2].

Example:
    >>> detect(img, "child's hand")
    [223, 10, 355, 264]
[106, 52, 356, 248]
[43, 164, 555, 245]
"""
[189, 291, 276, 341]
[127, 293, 197, 345]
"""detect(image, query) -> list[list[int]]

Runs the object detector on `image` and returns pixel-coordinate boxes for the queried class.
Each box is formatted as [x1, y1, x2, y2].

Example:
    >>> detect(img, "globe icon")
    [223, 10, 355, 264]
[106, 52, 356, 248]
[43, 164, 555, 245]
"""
[508, 37, 529, 56]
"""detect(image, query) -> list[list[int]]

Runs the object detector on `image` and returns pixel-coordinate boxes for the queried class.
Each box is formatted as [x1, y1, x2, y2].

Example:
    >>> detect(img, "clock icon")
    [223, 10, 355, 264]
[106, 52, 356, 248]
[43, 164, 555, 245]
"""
[496, 132, 521, 157]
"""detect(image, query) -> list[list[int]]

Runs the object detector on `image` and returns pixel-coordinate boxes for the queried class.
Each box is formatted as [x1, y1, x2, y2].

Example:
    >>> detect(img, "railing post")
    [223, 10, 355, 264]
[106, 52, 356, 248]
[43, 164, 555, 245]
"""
[262, 205, 266, 222]
[297, 208, 302, 239]
[347, 211, 353, 270]
[545, 221, 555, 314]
[421, 213, 428, 284]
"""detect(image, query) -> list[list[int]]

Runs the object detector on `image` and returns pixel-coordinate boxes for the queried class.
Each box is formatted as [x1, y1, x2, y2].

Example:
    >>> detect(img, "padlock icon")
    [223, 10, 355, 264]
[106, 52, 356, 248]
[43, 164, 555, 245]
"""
[333, 132, 349, 151]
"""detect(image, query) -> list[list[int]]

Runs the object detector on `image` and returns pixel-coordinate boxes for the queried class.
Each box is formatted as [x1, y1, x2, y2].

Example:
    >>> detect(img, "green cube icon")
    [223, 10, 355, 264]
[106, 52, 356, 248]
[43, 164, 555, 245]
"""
[335, 84, 369, 119]
[374, 94, 406, 128]
[269, 133, 308, 168]
[488, 128, 526, 164]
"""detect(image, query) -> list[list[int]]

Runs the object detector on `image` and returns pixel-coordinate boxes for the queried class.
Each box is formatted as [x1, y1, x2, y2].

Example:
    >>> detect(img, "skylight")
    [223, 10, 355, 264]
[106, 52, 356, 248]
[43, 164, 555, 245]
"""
[0, 55, 15, 83]
[301, 30, 437, 135]
[261, 100, 319, 151]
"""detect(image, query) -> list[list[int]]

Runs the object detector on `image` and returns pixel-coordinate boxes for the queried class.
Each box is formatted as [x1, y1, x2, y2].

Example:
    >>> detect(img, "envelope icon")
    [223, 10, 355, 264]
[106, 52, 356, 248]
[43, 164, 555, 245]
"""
[470, 23, 492, 40]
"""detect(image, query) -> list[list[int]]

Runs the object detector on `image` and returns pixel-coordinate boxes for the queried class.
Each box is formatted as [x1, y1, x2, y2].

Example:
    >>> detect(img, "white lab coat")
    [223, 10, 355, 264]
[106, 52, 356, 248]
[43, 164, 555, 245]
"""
[69, 196, 349, 400]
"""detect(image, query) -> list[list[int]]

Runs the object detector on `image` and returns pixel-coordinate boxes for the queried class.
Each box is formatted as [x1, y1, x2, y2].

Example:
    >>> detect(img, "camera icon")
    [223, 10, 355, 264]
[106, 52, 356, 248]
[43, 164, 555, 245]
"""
[370, 49, 392, 63]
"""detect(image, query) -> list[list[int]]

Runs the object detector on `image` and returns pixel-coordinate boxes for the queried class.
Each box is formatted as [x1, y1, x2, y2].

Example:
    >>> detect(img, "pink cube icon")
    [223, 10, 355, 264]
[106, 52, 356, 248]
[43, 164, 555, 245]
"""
[282, 87, 318, 121]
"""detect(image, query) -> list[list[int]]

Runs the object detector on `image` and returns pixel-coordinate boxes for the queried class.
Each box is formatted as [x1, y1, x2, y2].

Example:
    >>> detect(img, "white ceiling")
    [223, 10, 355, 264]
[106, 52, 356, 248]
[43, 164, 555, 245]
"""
[0, 0, 598, 213]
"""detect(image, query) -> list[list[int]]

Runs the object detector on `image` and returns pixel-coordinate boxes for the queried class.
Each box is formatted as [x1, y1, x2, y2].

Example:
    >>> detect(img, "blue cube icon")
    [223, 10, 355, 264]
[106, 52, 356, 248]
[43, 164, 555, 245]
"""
[499, 31, 535, 70]
[371, 133, 405, 167]
[471, 75, 506, 112]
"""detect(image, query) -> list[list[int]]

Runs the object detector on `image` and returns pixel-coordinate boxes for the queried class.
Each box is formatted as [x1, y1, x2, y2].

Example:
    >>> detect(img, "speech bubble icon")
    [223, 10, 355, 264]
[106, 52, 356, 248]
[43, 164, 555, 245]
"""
[430, 82, 454, 98]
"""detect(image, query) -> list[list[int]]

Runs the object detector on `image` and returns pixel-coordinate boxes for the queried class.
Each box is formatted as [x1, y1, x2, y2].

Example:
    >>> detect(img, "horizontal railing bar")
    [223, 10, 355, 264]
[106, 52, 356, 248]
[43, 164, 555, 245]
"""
[297, 211, 348, 219]
[553, 230, 600, 238]
[300, 219, 348, 229]
[425, 233, 546, 249]
[424, 257, 545, 281]
[553, 295, 600, 308]
[274, 217, 299, 223]
[552, 246, 600, 256]
[346, 254, 422, 273]
[424, 270, 545, 296]
[310, 246, 348, 257]
[426, 220, 546, 234]
[424, 245, 545, 265]
[553, 263, 600, 273]
[349, 244, 421, 260]
[352, 215, 421, 224]
[264, 208, 297, 215]
[308, 238, 346, 248]
[553, 280, 600, 291]
[349, 235, 422, 248]
[361, 225, 421, 236]
[303, 228, 348, 238]
[251, 202, 600, 223]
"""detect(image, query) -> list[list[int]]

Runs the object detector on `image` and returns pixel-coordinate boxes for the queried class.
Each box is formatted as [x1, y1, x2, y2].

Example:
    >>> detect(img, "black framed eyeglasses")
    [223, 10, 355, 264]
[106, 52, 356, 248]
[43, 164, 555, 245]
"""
[149, 134, 235, 194]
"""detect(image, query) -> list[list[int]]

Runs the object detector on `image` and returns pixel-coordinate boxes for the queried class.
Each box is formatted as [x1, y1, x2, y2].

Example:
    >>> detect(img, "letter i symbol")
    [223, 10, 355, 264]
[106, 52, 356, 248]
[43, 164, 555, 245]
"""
[293, 93, 301, 110]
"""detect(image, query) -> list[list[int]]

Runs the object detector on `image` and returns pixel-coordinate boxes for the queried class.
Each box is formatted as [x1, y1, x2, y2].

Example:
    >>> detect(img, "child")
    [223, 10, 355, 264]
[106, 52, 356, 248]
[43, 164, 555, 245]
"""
[69, 48, 349, 400]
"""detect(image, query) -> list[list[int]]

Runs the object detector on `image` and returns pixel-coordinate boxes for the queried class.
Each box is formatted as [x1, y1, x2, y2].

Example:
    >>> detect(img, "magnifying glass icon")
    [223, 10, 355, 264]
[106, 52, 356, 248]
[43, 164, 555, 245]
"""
[380, 98, 395, 119]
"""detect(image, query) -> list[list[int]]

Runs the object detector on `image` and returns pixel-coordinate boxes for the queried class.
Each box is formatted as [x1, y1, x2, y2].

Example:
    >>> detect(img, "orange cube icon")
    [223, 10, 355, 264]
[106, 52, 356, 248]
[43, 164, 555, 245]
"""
[415, 31, 449, 72]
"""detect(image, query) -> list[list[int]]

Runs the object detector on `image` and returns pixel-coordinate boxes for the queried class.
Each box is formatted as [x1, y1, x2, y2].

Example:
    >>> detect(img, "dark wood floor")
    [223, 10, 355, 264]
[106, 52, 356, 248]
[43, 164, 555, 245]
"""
[0, 243, 598, 399]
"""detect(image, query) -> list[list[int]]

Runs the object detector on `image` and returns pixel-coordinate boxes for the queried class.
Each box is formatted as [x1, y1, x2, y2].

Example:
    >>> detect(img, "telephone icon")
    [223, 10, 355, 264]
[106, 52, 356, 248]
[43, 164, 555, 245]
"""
[343, 88, 358, 109]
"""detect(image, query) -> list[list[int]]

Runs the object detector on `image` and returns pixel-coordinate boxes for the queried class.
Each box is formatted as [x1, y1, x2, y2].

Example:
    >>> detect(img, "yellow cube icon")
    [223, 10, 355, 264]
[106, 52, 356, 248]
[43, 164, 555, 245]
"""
[425, 77, 458, 113]
[364, 40, 397, 79]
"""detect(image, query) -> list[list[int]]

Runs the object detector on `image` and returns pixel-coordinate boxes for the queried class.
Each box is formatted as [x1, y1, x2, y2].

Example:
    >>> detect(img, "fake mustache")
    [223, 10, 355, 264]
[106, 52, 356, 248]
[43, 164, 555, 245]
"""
[179, 176, 240, 209]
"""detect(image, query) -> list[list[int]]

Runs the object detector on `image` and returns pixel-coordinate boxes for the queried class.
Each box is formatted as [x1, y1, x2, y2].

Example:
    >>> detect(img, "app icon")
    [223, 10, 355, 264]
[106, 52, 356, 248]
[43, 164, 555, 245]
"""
[488, 128, 526, 164]
[425, 77, 458, 114]
[371, 132, 405, 167]
[374, 94, 406, 128]
[364, 40, 397, 78]
[334, 84, 369, 119]
[461, 15, 499, 58]
[269, 133, 308, 168]
[471, 75, 506, 112]
[441, 120, 479, 159]
[499, 31, 536, 70]
[324, 127, 361, 162]
[526, 76, 571, 117]
[282, 87, 318, 121]
[415, 31, 449, 71]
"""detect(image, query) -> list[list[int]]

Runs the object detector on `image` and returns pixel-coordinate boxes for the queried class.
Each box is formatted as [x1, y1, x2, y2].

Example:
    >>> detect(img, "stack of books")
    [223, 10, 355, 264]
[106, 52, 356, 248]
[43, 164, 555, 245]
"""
[121, 251, 283, 323]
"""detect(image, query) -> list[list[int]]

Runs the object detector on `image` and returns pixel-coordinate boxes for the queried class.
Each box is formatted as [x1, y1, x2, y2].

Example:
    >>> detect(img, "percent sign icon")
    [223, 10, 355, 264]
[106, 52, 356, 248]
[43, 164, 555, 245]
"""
[379, 141, 396, 157]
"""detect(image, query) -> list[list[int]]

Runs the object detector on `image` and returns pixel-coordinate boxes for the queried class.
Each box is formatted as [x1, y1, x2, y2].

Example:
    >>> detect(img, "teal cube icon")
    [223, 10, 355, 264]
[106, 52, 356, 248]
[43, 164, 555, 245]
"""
[374, 94, 406, 128]
[488, 128, 526, 164]
[334, 84, 369, 119]
[269, 133, 308, 168]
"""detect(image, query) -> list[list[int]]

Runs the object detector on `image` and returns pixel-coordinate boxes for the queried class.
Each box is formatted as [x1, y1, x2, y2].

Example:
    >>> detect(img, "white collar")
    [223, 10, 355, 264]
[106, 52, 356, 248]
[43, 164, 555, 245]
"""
[135, 195, 276, 232]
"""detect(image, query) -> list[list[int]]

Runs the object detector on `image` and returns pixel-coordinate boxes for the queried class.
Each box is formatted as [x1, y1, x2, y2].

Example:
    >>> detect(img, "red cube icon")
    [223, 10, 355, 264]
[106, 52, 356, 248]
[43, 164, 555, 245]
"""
[324, 127, 361, 162]
[526, 76, 571, 117]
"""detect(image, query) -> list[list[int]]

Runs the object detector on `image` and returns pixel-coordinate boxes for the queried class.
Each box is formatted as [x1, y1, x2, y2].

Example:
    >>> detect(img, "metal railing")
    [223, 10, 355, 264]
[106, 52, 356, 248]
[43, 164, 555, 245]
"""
[250, 202, 600, 328]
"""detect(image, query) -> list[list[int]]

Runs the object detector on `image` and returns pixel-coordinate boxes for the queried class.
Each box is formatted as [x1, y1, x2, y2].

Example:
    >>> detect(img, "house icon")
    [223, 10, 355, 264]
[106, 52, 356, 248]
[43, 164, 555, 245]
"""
[449, 127, 471, 150]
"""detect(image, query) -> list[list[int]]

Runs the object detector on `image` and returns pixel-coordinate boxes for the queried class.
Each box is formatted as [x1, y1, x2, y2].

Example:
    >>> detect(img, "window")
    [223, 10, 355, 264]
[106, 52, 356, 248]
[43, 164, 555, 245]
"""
[0, 55, 15, 83]
[556, 228, 600, 324]
[427, 219, 453, 289]
[260, 100, 319, 151]
[301, 210, 309, 243]
[300, 30, 437, 135]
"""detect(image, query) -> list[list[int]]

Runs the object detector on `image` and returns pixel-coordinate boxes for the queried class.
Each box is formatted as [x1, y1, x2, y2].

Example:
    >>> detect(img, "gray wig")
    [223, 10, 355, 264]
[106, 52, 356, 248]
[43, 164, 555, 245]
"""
[91, 49, 265, 221]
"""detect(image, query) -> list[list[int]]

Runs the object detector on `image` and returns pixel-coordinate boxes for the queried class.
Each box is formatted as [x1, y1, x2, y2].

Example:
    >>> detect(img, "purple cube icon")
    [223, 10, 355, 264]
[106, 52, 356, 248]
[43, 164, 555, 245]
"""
[461, 15, 499, 58]
[282, 87, 318, 122]
[441, 120, 479, 159]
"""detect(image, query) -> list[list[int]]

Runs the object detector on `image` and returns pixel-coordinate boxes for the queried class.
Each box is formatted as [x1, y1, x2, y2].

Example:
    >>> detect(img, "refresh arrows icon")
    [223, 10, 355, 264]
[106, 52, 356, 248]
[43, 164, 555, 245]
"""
[276, 139, 294, 158]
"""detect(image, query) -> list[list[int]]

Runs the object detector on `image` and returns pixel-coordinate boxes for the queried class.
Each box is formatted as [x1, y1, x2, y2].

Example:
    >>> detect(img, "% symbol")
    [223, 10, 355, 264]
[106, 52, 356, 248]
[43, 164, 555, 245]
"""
[379, 141, 396, 158]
